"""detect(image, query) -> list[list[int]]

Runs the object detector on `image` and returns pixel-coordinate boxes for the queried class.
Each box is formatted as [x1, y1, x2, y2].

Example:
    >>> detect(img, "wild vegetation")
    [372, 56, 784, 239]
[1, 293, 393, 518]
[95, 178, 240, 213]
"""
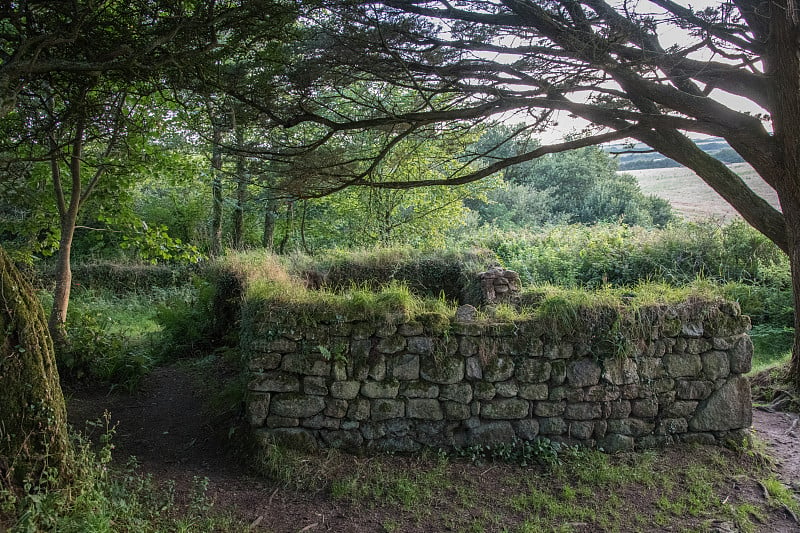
[2, 1, 800, 530]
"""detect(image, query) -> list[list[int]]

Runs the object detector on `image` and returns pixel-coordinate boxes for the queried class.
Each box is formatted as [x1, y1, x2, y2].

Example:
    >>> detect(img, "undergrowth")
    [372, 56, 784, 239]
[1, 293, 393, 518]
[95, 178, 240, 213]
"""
[0, 413, 245, 532]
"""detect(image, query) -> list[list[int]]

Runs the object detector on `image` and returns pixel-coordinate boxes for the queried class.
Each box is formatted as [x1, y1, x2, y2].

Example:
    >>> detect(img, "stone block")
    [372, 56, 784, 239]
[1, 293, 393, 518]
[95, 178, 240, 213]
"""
[549, 386, 583, 402]
[469, 421, 515, 446]
[483, 357, 515, 382]
[602, 357, 637, 385]
[593, 420, 608, 439]
[371, 399, 405, 421]
[585, 385, 619, 402]
[332, 361, 348, 381]
[281, 353, 331, 376]
[518, 383, 549, 401]
[539, 417, 566, 435]
[443, 401, 471, 420]
[303, 376, 328, 396]
[247, 392, 270, 426]
[568, 421, 595, 440]
[675, 379, 713, 400]
[330, 381, 360, 399]
[347, 398, 370, 421]
[473, 381, 496, 400]
[650, 378, 675, 394]
[250, 371, 300, 393]
[351, 322, 374, 340]
[728, 335, 753, 374]
[564, 402, 602, 420]
[606, 400, 631, 419]
[407, 336, 434, 355]
[544, 343, 573, 359]
[631, 398, 659, 418]
[398, 322, 424, 336]
[368, 355, 386, 381]
[270, 394, 326, 418]
[375, 324, 397, 338]
[440, 383, 473, 403]
[325, 398, 348, 418]
[686, 338, 712, 354]
[407, 399, 444, 420]
[599, 433, 634, 453]
[465, 357, 482, 380]
[265, 415, 299, 428]
[515, 359, 551, 383]
[302, 415, 341, 430]
[400, 381, 439, 398]
[420, 356, 464, 384]
[495, 381, 519, 398]
[664, 353, 702, 377]
[534, 401, 565, 417]
[515, 419, 540, 440]
[689, 376, 752, 432]
[389, 353, 420, 380]
[361, 380, 400, 399]
[321, 430, 363, 450]
[377, 335, 406, 354]
[549, 360, 567, 385]
[682, 321, 703, 338]
[255, 428, 317, 451]
[266, 338, 298, 352]
[247, 353, 282, 371]
[657, 418, 688, 435]
[666, 400, 698, 418]
[701, 350, 730, 380]
[482, 398, 529, 419]
[350, 339, 372, 361]
[607, 418, 654, 437]
[636, 357, 664, 380]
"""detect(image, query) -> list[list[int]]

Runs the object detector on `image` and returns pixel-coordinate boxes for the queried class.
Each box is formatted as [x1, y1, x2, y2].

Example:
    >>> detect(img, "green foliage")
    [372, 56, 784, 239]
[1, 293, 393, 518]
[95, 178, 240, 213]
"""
[45, 289, 164, 389]
[454, 437, 564, 467]
[153, 279, 221, 361]
[469, 127, 675, 229]
[465, 220, 791, 331]
[0, 415, 244, 532]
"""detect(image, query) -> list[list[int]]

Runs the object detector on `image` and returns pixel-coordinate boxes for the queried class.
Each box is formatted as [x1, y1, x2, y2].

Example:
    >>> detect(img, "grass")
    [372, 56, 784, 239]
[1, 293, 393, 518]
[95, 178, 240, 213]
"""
[40, 286, 196, 389]
[0, 415, 247, 533]
[248, 441, 780, 533]
[631, 163, 780, 221]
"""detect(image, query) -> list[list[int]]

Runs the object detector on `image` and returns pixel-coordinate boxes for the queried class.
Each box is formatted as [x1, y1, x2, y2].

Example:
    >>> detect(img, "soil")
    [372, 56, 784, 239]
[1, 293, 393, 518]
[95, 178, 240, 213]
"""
[67, 366, 800, 533]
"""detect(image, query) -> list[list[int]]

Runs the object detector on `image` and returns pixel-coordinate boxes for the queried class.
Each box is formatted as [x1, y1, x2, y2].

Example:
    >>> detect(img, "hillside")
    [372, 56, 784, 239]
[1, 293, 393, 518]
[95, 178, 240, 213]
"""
[628, 163, 781, 221]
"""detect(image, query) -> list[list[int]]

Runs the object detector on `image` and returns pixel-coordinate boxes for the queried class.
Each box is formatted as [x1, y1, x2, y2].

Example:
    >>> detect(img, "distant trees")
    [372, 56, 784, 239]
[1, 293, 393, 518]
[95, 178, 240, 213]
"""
[468, 127, 673, 228]
[0, 0, 297, 341]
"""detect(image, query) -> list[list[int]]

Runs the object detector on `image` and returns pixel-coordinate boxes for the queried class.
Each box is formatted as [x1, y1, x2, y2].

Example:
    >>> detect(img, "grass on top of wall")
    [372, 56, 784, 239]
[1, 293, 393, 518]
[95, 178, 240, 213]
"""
[234, 249, 736, 356]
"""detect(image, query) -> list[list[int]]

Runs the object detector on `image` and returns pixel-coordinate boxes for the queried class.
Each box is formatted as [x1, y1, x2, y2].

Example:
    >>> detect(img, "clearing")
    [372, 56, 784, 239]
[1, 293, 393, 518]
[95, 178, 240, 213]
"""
[67, 363, 800, 533]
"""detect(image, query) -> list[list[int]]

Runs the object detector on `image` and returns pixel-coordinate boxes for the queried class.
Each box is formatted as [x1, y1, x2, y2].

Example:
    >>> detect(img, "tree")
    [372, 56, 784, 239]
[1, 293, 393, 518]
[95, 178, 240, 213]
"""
[0, 245, 71, 491]
[0, 0, 297, 339]
[255, 0, 800, 387]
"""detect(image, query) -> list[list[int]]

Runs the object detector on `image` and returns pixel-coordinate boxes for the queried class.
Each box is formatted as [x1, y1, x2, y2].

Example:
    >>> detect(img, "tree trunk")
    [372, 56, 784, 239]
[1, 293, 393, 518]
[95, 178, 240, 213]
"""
[210, 124, 224, 257]
[765, 5, 800, 390]
[232, 127, 247, 250]
[789, 223, 800, 390]
[1, 246, 71, 490]
[262, 197, 277, 250]
[47, 220, 76, 347]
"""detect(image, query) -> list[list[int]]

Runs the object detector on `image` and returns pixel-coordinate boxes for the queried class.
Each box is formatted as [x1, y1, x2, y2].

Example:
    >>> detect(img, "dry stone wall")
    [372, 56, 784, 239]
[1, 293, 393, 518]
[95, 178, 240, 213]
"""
[244, 299, 753, 454]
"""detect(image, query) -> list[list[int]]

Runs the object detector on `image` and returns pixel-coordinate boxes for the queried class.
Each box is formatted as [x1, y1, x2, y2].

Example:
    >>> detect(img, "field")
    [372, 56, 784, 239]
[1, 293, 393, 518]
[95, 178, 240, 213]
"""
[628, 163, 781, 221]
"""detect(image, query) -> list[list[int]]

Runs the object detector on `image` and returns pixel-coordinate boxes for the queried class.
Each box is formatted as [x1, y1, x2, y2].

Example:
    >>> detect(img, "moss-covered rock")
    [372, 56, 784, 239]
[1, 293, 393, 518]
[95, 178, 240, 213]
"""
[1, 247, 71, 488]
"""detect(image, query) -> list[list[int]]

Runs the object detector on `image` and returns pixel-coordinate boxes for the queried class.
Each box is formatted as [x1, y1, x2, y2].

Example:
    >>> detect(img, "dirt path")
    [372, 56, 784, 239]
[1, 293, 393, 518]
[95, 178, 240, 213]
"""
[753, 409, 800, 490]
[67, 366, 800, 532]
